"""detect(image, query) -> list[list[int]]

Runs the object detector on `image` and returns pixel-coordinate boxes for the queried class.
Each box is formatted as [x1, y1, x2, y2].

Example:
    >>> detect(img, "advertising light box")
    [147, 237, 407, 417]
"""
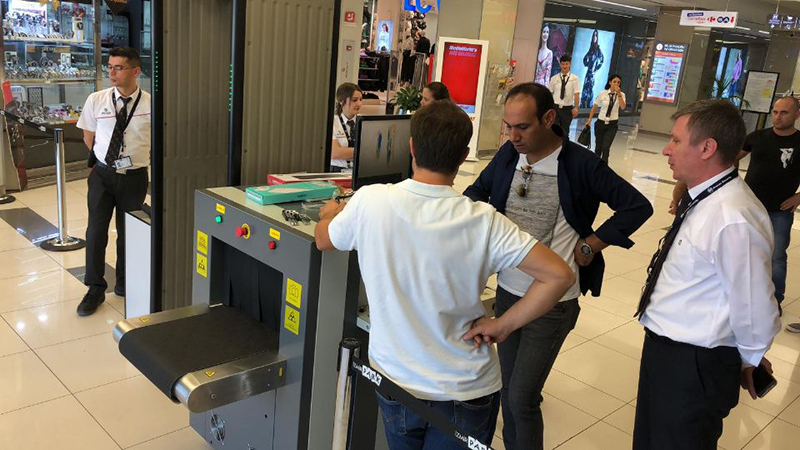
[646, 42, 688, 105]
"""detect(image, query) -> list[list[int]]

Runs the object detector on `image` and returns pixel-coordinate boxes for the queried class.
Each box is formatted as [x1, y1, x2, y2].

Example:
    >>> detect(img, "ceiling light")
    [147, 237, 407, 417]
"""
[758, 30, 771, 35]
[735, 26, 751, 31]
[590, 0, 647, 12]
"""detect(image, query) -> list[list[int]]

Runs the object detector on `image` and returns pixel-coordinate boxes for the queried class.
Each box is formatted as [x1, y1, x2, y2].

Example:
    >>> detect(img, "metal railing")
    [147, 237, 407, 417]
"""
[0, 110, 85, 251]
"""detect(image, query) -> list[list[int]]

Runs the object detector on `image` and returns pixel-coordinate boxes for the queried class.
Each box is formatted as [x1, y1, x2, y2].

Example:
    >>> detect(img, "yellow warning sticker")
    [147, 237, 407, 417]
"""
[139, 317, 150, 324]
[284, 306, 300, 335]
[216, 203, 226, 214]
[205, 371, 215, 378]
[197, 230, 208, 255]
[269, 228, 281, 241]
[196, 254, 208, 278]
[286, 278, 302, 308]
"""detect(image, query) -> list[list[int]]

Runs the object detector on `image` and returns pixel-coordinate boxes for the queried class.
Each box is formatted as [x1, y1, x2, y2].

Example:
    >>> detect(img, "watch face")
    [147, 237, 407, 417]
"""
[581, 244, 592, 255]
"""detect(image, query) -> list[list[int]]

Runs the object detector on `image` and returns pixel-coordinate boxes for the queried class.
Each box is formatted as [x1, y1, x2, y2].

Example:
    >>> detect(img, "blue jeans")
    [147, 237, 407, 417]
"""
[770, 210, 793, 303]
[376, 390, 500, 450]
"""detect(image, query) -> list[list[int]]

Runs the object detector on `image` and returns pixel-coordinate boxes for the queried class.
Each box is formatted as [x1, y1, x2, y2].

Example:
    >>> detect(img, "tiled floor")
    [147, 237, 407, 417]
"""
[0, 127, 799, 449]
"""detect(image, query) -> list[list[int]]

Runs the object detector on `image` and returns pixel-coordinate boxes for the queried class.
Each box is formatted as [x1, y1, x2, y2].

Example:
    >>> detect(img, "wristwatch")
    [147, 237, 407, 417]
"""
[579, 240, 594, 256]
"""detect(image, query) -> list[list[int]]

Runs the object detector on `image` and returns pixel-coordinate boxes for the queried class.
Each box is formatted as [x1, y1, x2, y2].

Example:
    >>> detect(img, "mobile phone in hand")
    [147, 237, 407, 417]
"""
[752, 364, 777, 398]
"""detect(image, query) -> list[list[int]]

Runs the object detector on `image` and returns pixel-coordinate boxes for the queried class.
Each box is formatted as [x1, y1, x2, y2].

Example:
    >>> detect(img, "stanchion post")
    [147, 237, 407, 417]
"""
[40, 128, 86, 252]
[333, 338, 361, 450]
[0, 118, 16, 204]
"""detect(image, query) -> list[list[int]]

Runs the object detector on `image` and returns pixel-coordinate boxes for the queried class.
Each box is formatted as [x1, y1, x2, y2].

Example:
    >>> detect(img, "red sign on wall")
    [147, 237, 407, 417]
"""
[344, 11, 356, 23]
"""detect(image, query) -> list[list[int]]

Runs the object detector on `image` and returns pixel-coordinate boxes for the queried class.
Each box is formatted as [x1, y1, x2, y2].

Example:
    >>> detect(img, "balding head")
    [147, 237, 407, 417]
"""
[772, 96, 800, 132]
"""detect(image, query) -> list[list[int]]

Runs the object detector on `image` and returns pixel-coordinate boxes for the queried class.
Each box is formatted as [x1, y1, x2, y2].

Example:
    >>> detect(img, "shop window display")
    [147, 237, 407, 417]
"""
[534, 22, 570, 86]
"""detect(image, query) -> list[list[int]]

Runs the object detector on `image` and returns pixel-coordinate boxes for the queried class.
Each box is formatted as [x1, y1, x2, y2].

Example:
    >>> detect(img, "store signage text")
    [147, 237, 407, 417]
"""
[767, 14, 800, 30]
[680, 10, 738, 29]
[404, 0, 440, 14]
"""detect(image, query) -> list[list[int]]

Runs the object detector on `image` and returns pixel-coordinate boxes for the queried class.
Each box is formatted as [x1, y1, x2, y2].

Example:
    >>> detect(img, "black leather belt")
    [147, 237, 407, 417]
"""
[96, 160, 147, 175]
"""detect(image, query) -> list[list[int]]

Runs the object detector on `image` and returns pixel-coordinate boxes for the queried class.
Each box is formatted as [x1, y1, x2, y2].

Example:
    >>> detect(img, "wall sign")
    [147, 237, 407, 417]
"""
[741, 71, 779, 114]
[646, 42, 688, 105]
[767, 14, 800, 30]
[680, 10, 738, 29]
[404, 0, 440, 14]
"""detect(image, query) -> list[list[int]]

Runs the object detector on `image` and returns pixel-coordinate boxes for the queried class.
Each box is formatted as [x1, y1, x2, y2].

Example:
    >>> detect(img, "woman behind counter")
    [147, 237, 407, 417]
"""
[584, 74, 626, 163]
[331, 82, 363, 173]
[421, 82, 451, 107]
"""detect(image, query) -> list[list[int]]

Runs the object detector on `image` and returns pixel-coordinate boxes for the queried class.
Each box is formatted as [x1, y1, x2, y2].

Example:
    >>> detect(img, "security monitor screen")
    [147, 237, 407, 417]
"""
[353, 116, 412, 189]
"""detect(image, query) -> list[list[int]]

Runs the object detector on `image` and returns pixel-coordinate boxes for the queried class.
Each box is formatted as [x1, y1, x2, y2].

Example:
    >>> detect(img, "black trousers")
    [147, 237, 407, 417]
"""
[634, 330, 741, 450]
[556, 106, 574, 138]
[593, 120, 618, 163]
[85, 164, 149, 294]
[496, 288, 581, 450]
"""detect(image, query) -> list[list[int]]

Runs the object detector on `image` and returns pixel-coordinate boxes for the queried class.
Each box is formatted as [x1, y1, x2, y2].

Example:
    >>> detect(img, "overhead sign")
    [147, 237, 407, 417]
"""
[404, 0, 440, 14]
[680, 10, 738, 28]
[768, 14, 800, 30]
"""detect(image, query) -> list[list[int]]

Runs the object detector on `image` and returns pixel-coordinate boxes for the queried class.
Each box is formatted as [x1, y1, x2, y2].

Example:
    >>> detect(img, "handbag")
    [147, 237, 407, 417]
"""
[577, 124, 591, 148]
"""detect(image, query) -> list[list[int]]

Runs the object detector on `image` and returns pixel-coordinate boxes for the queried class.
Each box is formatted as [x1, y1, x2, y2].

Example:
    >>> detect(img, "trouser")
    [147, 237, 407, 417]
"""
[376, 390, 500, 450]
[556, 106, 574, 138]
[769, 209, 793, 303]
[633, 329, 741, 450]
[593, 119, 618, 163]
[85, 163, 148, 295]
[495, 287, 581, 450]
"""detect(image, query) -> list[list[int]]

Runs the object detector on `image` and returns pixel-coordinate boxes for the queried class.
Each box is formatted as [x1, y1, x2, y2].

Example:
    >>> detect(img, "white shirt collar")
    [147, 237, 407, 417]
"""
[113, 86, 140, 101]
[340, 112, 356, 125]
[397, 178, 459, 198]
[688, 167, 736, 199]
[517, 146, 562, 170]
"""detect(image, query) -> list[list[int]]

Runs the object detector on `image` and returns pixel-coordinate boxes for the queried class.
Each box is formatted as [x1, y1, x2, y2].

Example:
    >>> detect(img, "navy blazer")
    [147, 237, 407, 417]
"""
[464, 138, 653, 297]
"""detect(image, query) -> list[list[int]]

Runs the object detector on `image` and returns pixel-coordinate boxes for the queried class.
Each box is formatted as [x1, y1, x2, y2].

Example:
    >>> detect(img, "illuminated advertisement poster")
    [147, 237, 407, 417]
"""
[376, 20, 394, 53]
[646, 42, 688, 104]
[571, 28, 616, 108]
[534, 23, 571, 86]
[435, 37, 489, 161]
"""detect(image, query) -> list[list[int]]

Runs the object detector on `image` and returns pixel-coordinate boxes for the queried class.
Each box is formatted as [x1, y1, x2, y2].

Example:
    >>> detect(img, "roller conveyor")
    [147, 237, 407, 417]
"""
[114, 304, 286, 413]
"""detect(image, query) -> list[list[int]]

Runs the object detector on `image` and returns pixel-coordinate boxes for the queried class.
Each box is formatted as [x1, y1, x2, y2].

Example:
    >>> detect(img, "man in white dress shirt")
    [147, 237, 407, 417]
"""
[548, 54, 580, 138]
[76, 47, 151, 316]
[633, 100, 780, 449]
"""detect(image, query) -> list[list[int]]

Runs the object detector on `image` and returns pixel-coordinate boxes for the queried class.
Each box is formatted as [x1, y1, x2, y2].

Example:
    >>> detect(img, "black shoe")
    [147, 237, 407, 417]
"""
[77, 292, 105, 316]
[114, 285, 125, 297]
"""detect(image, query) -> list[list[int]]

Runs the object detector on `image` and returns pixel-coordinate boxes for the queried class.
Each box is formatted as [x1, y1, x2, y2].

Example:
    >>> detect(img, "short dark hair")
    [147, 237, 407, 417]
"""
[411, 101, 472, 175]
[504, 82, 555, 122]
[335, 82, 362, 115]
[775, 95, 800, 112]
[671, 99, 745, 164]
[605, 74, 621, 89]
[109, 47, 141, 68]
[560, 54, 572, 63]
[425, 82, 450, 101]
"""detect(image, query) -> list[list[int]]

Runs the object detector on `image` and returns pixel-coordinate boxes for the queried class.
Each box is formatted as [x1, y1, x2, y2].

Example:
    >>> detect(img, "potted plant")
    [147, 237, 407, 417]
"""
[393, 86, 422, 114]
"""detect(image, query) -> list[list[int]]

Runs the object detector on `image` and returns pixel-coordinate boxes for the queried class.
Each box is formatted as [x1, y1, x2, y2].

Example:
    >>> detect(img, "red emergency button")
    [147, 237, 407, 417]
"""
[268, 241, 277, 250]
[235, 223, 251, 239]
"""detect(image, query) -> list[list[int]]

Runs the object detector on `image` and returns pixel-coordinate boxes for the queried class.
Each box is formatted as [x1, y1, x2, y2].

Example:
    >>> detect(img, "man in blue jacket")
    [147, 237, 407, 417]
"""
[464, 82, 653, 450]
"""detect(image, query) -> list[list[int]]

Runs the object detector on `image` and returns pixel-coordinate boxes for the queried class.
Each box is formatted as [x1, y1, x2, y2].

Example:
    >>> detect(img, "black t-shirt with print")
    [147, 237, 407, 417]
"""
[743, 128, 800, 212]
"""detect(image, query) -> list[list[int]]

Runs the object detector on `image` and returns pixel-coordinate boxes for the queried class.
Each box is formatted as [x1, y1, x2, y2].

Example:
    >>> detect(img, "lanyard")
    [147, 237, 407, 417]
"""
[112, 89, 142, 133]
[678, 170, 738, 221]
[338, 114, 354, 144]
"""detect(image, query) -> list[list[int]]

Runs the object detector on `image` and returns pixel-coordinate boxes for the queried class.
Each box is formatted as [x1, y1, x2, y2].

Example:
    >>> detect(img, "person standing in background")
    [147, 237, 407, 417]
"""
[584, 74, 626, 162]
[548, 54, 580, 138]
[76, 47, 151, 316]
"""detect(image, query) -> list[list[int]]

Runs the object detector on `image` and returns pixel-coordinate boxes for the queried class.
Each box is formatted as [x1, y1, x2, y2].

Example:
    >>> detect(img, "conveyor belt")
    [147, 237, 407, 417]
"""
[118, 306, 280, 400]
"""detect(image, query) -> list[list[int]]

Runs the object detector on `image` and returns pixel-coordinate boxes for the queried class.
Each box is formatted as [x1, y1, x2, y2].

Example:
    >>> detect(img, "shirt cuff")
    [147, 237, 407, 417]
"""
[738, 347, 767, 368]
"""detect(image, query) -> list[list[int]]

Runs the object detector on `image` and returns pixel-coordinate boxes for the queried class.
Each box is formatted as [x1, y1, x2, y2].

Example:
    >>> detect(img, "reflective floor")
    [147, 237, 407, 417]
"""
[1, 126, 799, 449]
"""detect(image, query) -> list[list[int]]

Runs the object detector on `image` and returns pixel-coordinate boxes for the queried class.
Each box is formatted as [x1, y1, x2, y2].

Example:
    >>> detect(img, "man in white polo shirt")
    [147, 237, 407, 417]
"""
[315, 100, 575, 449]
[76, 47, 151, 316]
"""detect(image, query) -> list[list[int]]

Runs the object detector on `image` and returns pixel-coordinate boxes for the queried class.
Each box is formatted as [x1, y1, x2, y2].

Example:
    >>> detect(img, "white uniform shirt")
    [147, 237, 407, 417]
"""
[640, 169, 781, 366]
[498, 150, 581, 301]
[594, 89, 626, 122]
[77, 86, 151, 169]
[332, 113, 355, 171]
[549, 72, 580, 107]
[328, 179, 536, 401]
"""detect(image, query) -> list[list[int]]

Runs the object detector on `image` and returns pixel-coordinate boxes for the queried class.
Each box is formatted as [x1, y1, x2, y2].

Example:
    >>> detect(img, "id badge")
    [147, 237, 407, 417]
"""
[113, 156, 133, 171]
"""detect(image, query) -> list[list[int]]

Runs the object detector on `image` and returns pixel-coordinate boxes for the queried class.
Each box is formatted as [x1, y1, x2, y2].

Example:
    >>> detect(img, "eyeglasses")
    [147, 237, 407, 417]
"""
[107, 65, 134, 72]
[516, 165, 533, 197]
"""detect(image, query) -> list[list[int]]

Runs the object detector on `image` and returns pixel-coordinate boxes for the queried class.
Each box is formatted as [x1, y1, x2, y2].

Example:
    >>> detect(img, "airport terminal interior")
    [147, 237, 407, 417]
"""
[1, 0, 800, 449]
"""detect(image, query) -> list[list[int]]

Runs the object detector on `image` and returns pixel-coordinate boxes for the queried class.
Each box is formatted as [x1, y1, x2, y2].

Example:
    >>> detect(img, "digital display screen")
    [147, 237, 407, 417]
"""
[646, 42, 688, 104]
[354, 116, 412, 189]
[571, 28, 616, 109]
[440, 42, 484, 114]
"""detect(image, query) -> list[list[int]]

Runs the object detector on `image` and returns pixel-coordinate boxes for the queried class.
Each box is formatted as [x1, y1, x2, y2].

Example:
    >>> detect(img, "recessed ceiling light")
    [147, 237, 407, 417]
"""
[590, 0, 647, 12]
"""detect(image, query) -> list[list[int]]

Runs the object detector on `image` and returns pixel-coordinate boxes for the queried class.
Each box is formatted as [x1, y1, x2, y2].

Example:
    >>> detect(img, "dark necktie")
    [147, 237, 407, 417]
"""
[634, 192, 691, 318]
[560, 74, 568, 100]
[606, 93, 616, 117]
[346, 119, 356, 147]
[105, 96, 132, 165]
